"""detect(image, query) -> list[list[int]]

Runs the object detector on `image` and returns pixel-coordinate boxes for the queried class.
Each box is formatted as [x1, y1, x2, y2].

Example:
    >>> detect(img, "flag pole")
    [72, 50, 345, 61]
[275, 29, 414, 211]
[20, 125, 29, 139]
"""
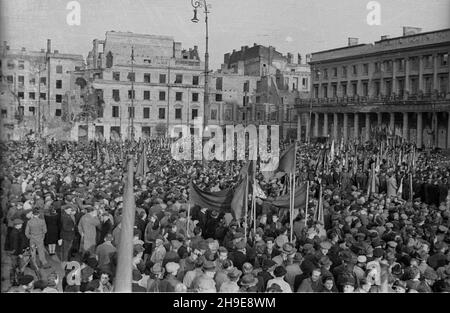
[244, 173, 249, 243]
[305, 181, 309, 227]
[187, 203, 191, 238]
[252, 176, 257, 236]
[114, 157, 136, 292]
[289, 173, 294, 242]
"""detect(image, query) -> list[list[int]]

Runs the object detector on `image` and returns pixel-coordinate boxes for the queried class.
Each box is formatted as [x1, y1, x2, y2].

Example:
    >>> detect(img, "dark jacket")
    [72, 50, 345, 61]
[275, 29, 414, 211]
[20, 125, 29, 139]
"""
[9, 228, 28, 256]
[60, 212, 76, 241]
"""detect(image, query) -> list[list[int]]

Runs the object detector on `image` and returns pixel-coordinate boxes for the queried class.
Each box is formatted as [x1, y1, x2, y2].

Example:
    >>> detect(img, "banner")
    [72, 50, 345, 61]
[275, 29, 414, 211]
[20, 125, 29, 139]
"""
[265, 183, 307, 210]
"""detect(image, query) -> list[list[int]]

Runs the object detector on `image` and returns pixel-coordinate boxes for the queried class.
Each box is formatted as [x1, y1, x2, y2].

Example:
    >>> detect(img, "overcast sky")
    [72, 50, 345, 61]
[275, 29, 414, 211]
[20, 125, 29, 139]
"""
[1, 0, 449, 69]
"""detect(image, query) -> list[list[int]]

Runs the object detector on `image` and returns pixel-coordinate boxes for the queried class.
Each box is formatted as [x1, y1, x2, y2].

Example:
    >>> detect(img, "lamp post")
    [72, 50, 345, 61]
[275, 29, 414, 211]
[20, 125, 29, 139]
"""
[190, 0, 210, 132]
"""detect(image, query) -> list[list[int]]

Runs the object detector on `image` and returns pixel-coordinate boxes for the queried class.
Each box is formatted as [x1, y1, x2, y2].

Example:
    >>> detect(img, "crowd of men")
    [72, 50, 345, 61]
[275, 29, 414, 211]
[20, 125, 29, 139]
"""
[1, 135, 449, 293]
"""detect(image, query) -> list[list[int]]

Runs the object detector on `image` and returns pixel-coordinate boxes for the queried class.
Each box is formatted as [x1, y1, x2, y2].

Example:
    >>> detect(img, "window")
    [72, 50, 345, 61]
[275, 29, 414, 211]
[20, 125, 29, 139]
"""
[410, 57, 419, 71]
[215, 94, 222, 102]
[40, 77, 46, 85]
[143, 90, 150, 100]
[128, 72, 135, 82]
[256, 96, 261, 103]
[243, 81, 249, 93]
[18, 92, 24, 99]
[158, 108, 165, 119]
[242, 96, 249, 106]
[1, 109, 7, 118]
[113, 89, 120, 102]
[56, 80, 62, 89]
[341, 83, 347, 96]
[143, 107, 150, 119]
[314, 85, 319, 98]
[383, 60, 393, 72]
[6, 75, 13, 84]
[29, 77, 36, 85]
[424, 55, 433, 68]
[363, 63, 369, 75]
[112, 106, 119, 118]
[176, 92, 183, 101]
[374, 62, 381, 73]
[342, 66, 347, 78]
[18, 61, 25, 70]
[128, 107, 135, 118]
[143, 73, 151, 83]
[159, 91, 166, 101]
[192, 109, 198, 119]
[351, 82, 357, 96]
[144, 59, 151, 64]
[192, 92, 199, 102]
[352, 65, 358, 76]
[113, 72, 120, 81]
[192, 76, 199, 85]
[18, 76, 24, 85]
[332, 68, 337, 78]
[374, 81, 380, 96]
[216, 77, 223, 90]
[159, 74, 166, 84]
[128, 90, 135, 99]
[440, 53, 448, 66]
[7, 60, 14, 69]
[397, 59, 405, 71]
[362, 81, 368, 96]
[55, 109, 62, 117]
[175, 108, 182, 119]
[40, 93, 46, 100]
[385, 80, 392, 96]
[56, 65, 63, 74]
[211, 109, 217, 120]
[29, 92, 35, 100]
[56, 94, 62, 103]
[175, 74, 183, 84]
[332, 84, 337, 97]
[29, 107, 35, 115]
[323, 69, 328, 79]
[322, 85, 328, 98]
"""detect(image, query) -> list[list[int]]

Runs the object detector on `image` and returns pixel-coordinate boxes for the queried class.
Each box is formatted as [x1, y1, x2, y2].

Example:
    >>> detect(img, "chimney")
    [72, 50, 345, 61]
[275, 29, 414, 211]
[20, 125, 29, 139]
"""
[305, 54, 311, 64]
[268, 46, 274, 66]
[194, 45, 198, 51]
[253, 43, 257, 47]
[21, 47, 26, 52]
[47, 39, 51, 53]
[232, 49, 236, 53]
[297, 53, 302, 65]
[224, 53, 230, 65]
[287, 53, 293, 64]
[93, 39, 99, 68]
[403, 26, 422, 36]
[380, 35, 390, 40]
[348, 37, 359, 46]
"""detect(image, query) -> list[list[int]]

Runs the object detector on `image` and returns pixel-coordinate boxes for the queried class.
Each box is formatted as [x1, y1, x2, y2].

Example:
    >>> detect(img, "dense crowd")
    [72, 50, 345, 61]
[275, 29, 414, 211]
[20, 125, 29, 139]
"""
[1, 136, 449, 293]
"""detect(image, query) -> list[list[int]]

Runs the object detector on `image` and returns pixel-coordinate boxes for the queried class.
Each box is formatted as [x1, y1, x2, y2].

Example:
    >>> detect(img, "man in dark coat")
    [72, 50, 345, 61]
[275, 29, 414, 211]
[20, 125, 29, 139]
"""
[60, 205, 77, 262]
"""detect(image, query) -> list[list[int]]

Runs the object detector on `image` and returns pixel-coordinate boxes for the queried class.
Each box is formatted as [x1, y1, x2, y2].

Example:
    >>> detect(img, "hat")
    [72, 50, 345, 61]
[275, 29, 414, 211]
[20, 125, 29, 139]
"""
[235, 240, 246, 250]
[342, 276, 356, 287]
[18, 275, 34, 285]
[262, 259, 277, 270]
[81, 266, 95, 281]
[132, 269, 142, 281]
[233, 232, 244, 240]
[319, 256, 332, 267]
[210, 210, 219, 218]
[319, 241, 332, 250]
[303, 243, 314, 252]
[240, 274, 258, 286]
[242, 262, 253, 273]
[273, 266, 287, 277]
[203, 260, 216, 271]
[227, 268, 242, 279]
[281, 243, 297, 255]
[357, 255, 367, 263]
[151, 263, 165, 275]
[166, 262, 180, 274]
[171, 240, 182, 250]
[385, 222, 394, 228]
[423, 268, 438, 281]
[13, 219, 23, 225]
[373, 247, 384, 258]
[275, 235, 288, 248]
[387, 241, 398, 249]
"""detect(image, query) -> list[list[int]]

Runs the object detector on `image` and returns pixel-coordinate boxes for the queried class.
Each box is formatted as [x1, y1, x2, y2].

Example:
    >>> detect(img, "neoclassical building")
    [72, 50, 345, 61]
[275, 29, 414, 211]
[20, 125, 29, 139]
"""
[296, 27, 450, 149]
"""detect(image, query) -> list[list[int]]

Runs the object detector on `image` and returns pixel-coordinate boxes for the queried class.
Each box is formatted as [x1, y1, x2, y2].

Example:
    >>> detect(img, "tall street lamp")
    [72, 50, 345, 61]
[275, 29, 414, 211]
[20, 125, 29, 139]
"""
[191, 0, 210, 132]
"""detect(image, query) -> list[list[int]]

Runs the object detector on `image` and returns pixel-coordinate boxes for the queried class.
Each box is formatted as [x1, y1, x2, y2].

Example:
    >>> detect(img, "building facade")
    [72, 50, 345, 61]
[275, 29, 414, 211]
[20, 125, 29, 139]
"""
[82, 31, 205, 141]
[0, 41, 85, 140]
[296, 27, 450, 149]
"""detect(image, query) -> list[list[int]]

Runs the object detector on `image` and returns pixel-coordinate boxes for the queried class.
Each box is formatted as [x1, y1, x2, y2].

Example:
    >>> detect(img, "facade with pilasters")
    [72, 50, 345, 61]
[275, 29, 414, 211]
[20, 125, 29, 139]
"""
[296, 28, 450, 149]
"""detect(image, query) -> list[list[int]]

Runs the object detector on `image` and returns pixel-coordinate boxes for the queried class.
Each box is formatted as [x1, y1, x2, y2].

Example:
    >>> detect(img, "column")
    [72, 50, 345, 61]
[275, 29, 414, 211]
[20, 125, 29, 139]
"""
[377, 112, 382, 126]
[402, 112, 409, 142]
[354, 113, 359, 140]
[417, 112, 423, 149]
[433, 53, 438, 92]
[447, 113, 450, 149]
[305, 113, 311, 143]
[389, 112, 395, 132]
[365, 113, 370, 142]
[297, 113, 302, 141]
[448, 50, 450, 94]
[433, 112, 438, 148]
[333, 113, 338, 140]
[392, 59, 397, 95]
[323, 113, 328, 136]
[343, 113, 348, 143]
[314, 112, 319, 137]
[418, 56, 423, 93]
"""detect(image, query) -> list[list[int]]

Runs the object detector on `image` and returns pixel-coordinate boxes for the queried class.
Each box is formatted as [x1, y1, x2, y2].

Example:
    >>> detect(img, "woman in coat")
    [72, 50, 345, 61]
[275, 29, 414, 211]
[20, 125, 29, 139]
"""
[44, 208, 60, 255]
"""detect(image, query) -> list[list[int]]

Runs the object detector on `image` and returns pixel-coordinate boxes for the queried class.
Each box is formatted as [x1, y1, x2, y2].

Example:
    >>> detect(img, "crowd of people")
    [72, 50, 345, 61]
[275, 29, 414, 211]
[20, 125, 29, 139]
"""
[1, 135, 449, 293]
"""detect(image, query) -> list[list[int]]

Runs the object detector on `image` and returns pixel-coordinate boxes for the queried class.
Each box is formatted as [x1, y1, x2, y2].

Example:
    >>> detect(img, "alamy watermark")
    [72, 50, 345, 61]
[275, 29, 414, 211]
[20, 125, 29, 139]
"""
[170, 118, 280, 172]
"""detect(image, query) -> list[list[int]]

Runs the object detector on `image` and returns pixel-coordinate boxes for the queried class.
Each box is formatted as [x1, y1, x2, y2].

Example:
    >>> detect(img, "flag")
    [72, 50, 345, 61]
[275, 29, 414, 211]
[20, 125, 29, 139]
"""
[330, 140, 335, 162]
[254, 181, 267, 199]
[265, 183, 307, 210]
[277, 144, 296, 174]
[230, 178, 248, 220]
[64, 146, 70, 160]
[189, 182, 235, 212]
[96, 144, 102, 166]
[135, 145, 148, 177]
[398, 177, 403, 196]
[104, 147, 111, 164]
